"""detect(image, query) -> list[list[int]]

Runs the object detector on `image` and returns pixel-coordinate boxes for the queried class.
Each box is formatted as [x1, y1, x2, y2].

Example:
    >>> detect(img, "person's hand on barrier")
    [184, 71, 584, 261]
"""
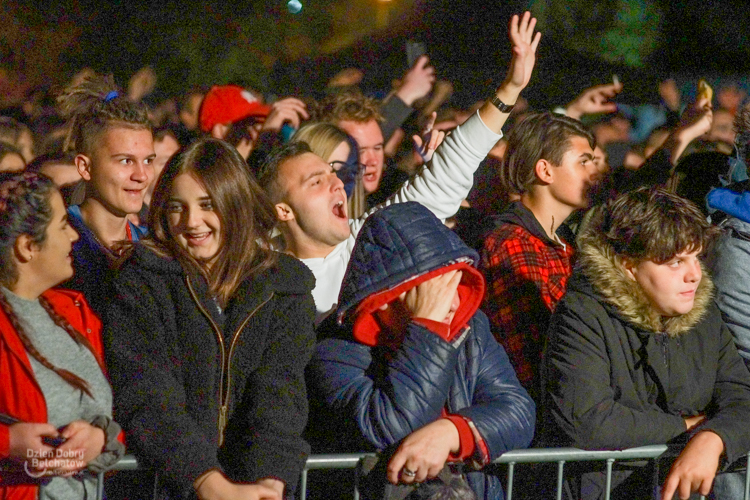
[395, 55, 436, 107]
[400, 270, 462, 323]
[386, 419, 460, 485]
[565, 82, 623, 120]
[261, 97, 309, 133]
[412, 112, 446, 164]
[7, 422, 58, 469]
[195, 470, 283, 500]
[661, 431, 724, 500]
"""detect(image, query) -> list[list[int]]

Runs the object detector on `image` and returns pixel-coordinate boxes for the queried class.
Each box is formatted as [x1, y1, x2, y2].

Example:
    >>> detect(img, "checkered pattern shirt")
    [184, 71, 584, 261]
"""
[480, 204, 575, 398]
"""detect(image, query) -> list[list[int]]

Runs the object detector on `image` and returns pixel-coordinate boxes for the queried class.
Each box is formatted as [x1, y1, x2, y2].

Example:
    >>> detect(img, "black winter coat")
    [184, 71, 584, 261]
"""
[542, 228, 750, 466]
[104, 245, 316, 498]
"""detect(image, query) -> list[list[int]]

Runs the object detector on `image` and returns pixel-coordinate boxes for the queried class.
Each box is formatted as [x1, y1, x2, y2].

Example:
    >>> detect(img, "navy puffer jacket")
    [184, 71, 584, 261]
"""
[308, 202, 535, 500]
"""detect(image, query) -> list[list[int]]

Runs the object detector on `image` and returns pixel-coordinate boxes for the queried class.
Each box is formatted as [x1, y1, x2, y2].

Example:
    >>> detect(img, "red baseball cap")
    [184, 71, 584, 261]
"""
[199, 85, 271, 133]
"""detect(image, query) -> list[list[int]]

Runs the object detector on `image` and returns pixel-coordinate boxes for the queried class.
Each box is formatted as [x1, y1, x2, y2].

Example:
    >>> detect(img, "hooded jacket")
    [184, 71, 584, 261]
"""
[104, 245, 316, 498]
[308, 202, 535, 500]
[542, 211, 750, 467]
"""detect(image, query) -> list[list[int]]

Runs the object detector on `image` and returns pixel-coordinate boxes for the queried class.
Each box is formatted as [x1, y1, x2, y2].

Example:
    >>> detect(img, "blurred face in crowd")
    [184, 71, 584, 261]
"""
[709, 109, 736, 145]
[0, 152, 25, 173]
[274, 152, 350, 257]
[152, 133, 180, 190]
[166, 173, 222, 265]
[338, 119, 384, 195]
[77, 126, 155, 217]
[547, 136, 599, 210]
[624, 249, 702, 317]
[40, 162, 81, 188]
[16, 129, 34, 164]
[180, 92, 204, 131]
[592, 145, 609, 174]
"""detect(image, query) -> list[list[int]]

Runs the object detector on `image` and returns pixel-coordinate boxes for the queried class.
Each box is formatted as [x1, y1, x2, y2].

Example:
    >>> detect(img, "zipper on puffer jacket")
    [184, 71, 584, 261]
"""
[185, 276, 274, 446]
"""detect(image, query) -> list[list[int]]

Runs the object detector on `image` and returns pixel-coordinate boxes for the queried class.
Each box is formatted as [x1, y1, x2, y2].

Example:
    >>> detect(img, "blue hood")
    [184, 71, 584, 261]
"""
[336, 202, 479, 324]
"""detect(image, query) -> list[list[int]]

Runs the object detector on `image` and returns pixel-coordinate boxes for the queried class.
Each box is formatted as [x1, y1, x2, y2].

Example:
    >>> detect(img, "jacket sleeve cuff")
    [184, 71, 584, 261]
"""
[0, 423, 9, 458]
[411, 318, 451, 341]
[443, 415, 476, 462]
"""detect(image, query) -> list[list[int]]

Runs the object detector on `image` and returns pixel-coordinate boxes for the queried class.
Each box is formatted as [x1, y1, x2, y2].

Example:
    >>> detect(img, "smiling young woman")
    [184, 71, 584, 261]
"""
[104, 138, 316, 500]
[0, 172, 125, 500]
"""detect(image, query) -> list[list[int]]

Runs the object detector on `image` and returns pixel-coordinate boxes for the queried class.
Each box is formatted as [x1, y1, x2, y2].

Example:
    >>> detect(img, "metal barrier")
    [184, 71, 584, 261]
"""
[99, 448, 750, 500]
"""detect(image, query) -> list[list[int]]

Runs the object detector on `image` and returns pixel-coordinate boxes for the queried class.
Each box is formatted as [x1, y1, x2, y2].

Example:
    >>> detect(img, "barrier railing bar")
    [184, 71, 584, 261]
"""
[99, 447, 750, 500]
[556, 461, 564, 500]
[604, 458, 614, 500]
[354, 463, 361, 500]
[493, 445, 670, 464]
[300, 468, 307, 499]
[506, 462, 515, 500]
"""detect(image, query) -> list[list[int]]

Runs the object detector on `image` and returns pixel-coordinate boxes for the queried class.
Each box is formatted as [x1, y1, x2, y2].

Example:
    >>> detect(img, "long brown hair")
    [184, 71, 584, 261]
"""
[147, 138, 278, 306]
[0, 172, 96, 397]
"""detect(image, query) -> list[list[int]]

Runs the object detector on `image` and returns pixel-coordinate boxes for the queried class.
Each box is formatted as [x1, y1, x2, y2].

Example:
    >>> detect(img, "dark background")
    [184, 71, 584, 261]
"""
[4, 0, 750, 109]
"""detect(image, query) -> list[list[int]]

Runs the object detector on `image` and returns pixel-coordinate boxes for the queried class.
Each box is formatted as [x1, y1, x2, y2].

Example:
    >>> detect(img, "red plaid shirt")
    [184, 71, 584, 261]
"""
[480, 203, 575, 399]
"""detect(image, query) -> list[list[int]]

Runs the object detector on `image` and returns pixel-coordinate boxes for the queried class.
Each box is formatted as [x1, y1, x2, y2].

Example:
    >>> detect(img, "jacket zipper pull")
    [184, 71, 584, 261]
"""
[218, 405, 228, 447]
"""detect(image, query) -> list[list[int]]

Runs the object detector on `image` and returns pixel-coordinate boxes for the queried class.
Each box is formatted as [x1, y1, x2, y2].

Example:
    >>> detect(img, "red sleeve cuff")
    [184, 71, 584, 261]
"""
[412, 318, 451, 341]
[443, 415, 476, 461]
[0, 423, 10, 458]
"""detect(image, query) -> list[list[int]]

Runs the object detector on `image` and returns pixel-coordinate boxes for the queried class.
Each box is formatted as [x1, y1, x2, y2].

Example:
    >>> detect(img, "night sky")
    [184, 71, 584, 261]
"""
[6, 0, 750, 109]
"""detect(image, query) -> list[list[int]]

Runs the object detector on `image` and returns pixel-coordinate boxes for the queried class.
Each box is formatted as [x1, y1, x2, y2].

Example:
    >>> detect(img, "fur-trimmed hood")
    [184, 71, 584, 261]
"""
[576, 214, 713, 337]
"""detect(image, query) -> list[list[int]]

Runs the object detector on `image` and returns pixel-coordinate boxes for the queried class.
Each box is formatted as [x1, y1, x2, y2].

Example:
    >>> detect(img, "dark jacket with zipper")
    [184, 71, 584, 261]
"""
[103, 244, 316, 498]
[542, 211, 750, 468]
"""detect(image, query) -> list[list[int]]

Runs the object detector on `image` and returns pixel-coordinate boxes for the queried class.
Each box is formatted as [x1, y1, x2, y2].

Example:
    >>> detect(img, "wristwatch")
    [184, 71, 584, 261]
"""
[489, 95, 515, 113]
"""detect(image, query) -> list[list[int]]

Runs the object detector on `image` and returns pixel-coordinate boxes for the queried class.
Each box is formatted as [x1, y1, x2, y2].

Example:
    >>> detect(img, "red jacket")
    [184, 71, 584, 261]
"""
[0, 288, 105, 500]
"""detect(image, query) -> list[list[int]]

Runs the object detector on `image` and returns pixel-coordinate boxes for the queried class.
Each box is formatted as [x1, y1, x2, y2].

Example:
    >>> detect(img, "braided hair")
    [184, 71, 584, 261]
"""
[0, 172, 96, 397]
[57, 73, 151, 155]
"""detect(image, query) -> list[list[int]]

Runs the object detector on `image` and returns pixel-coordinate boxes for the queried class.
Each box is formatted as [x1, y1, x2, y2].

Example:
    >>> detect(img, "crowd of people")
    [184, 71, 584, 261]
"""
[3, 10, 750, 500]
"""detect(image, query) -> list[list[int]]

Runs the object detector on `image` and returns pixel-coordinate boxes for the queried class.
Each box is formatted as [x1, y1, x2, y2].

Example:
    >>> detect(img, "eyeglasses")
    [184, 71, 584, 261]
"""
[329, 160, 350, 172]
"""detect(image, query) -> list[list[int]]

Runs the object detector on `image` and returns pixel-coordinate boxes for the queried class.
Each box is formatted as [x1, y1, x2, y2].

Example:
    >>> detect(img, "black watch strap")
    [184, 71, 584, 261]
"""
[489, 95, 515, 113]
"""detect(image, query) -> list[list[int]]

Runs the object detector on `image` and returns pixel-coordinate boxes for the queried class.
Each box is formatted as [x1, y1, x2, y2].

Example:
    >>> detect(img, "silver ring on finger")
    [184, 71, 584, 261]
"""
[402, 467, 417, 478]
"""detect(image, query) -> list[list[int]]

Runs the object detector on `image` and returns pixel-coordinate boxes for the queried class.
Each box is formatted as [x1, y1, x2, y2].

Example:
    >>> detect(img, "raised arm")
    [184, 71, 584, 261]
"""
[350, 12, 541, 236]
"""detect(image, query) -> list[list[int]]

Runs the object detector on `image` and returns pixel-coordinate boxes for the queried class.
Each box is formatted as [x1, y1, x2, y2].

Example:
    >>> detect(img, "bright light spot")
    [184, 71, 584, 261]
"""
[287, 0, 302, 14]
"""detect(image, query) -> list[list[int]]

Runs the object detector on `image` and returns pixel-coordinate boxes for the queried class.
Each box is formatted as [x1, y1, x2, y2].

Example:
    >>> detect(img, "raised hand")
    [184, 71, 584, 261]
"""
[566, 82, 624, 120]
[261, 97, 309, 133]
[412, 112, 446, 165]
[396, 55, 436, 106]
[503, 11, 542, 94]
[481, 12, 542, 133]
